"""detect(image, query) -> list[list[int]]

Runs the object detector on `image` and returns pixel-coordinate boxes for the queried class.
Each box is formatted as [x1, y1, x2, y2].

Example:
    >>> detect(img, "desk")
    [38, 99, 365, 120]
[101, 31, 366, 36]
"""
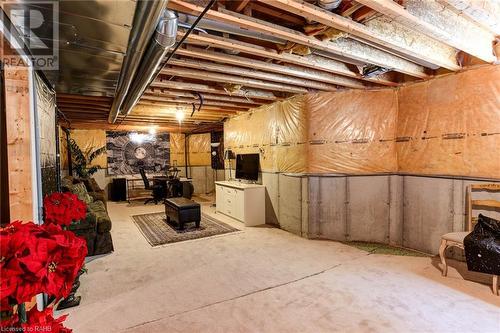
[126, 178, 152, 202]
[126, 177, 194, 202]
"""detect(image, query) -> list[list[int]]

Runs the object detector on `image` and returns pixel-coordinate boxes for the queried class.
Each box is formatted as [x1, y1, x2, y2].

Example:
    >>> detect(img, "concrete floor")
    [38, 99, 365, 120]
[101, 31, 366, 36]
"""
[61, 201, 500, 333]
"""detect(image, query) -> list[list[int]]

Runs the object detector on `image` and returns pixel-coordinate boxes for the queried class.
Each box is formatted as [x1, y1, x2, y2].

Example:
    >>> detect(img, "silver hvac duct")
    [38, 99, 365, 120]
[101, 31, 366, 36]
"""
[120, 10, 178, 116]
[108, 0, 168, 124]
[317, 0, 342, 11]
[177, 13, 286, 44]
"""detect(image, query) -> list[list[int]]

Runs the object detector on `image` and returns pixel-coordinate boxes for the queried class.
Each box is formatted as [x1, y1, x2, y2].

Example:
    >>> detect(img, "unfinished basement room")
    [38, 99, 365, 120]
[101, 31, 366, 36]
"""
[1, 0, 499, 332]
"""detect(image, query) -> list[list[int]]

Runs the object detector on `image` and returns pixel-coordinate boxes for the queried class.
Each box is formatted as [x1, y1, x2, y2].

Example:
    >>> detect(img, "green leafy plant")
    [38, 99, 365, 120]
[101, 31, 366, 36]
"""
[69, 138, 106, 178]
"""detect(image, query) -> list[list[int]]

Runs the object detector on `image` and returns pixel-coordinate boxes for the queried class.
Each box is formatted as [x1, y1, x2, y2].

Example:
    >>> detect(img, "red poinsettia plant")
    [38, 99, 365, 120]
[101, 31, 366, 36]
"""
[0, 192, 88, 332]
[44, 192, 87, 226]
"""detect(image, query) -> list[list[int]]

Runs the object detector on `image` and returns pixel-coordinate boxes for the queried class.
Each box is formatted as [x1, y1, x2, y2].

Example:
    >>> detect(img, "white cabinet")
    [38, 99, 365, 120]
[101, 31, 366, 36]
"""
[215, 181, 265, 226]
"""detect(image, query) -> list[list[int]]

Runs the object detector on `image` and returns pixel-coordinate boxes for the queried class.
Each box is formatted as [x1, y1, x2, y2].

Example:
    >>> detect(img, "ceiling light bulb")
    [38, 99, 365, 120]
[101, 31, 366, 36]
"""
[148, 126, 157, 135]
[176, 110, 184, 123]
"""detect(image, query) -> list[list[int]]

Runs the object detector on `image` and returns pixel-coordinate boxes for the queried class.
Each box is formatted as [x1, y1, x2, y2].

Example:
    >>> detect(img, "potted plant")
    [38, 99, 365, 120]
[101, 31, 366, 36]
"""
[0, 193, 88, 332]
[68, 138, 106, 178]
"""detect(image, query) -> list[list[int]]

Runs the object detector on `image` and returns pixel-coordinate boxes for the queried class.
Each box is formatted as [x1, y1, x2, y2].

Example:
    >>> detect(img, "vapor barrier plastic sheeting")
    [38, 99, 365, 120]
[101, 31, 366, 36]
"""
[397, 65, 500, 178]
[224, 66, 500, 178]
[188, 133, 211, 166]
[224, 96, 307, 173]
[306, 89, 398, 174]
[170, 133, 186, 167]
[70, 129, 108, 168]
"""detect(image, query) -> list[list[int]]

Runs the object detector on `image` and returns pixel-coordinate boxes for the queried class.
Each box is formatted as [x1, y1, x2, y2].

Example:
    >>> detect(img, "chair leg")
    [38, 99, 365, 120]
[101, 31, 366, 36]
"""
[439, 238, 448, 277]
[493, 275, 499, 296]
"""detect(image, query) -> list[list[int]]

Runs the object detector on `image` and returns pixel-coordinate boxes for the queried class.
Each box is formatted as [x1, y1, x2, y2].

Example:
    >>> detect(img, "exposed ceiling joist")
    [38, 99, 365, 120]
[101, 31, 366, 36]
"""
[177, 46, 366, 89]
[131, 105, 236, 118]
[438, 0, 500, 36]
[263, 0, 460, 71]
[162, 66, 310, 94]
[182, 32, 397, 86]
[169, 57, 338, 91]
[168, 0, 428, 78]
[146, 88, 262, 105]
[141, 95, 252, 109]
[68, 121, 197, 132]
[342, 2, 364, 17]
[136, 101, 244, 113]
[228, 0, 251, 13]
[357, 0, 496, 63]
[125, 114, 227, 121]
[150, 80, 278, 100]
[247, 2, 305, 25]
[352, 5, 377, 22]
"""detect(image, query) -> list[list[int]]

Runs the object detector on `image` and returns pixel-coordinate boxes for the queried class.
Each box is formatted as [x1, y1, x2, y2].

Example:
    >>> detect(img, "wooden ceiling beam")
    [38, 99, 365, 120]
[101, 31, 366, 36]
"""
[181, 30, 397, 86]
[437, 0, 500, 36]
[169, 0, 428, 78]
[146, 88, 262, 105]
[162, 66, 310, 94]
[169, 57, 338, 91]
[141, 95, 252, 109]
[150, 80, 279, 100]
[127, 109, 231, 119]
[357, 0, 496, 63]
[176, 46, 366, 89]
[342, 2, 364, 17]
[228, 0, 251, 13]
[247, 2, 304, 25]
[351, 6, 377, 21]
[136, 101, 244, 113]
[125, 115, 225, 122]
[66, 121, 195, 132]
[263, 0, 460, 71]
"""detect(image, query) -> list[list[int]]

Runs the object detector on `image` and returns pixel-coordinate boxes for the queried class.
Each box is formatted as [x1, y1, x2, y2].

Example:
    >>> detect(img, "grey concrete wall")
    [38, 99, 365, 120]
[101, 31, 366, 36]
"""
[278, 174, 304, 236]
[307, 175, 400, 243]
[262, 172, 279, 226]
[305, 174, 499, 254]
[403, 177, 500, 253]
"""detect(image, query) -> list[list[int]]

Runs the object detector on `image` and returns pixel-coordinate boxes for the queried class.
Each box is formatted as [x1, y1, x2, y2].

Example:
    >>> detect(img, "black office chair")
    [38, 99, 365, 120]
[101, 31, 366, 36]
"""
[139, 167, 163, 204]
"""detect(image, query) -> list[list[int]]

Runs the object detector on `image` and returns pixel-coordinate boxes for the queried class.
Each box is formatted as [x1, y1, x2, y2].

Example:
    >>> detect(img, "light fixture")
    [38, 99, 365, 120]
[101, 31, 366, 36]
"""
[129, 131, 155, 144]
[148, 126, 157, 135]
[129, 132, 145, 144]
[176, 109, 185, 123]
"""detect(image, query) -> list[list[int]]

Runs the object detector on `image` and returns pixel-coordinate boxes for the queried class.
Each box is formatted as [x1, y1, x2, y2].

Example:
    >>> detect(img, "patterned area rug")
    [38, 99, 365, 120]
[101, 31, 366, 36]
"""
[132, 212, 240, 246]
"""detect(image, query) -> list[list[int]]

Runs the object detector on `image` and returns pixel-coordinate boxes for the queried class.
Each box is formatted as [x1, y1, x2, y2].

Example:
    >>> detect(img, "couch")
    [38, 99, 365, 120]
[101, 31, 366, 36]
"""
[62, 176, 114, 256]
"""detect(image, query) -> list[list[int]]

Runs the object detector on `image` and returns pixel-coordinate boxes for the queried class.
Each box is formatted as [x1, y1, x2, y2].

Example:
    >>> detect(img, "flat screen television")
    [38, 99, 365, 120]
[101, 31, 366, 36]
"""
[235, 154, 259, 181]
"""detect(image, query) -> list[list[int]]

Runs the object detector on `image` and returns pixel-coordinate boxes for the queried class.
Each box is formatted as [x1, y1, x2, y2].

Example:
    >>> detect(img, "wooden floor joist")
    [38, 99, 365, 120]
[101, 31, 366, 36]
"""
[264, 0, 460, 71]
[169, 0, 428, 78]
[182, 31, 397, 86]
[176, 46, 366, 89]
[357, 0, 496, 63]
[438, 0, 500, 36]
[150, 80, 279, 101]
[137, 101, 245, 113]
[141, 95, 252, 109]
[146, 89, 262, 105]
[169, 57, 339, 91]
[162, 67, 310, 94]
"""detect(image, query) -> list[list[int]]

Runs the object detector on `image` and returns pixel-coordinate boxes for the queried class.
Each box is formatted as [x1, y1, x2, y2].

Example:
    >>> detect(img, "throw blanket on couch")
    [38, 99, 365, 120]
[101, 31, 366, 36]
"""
[464, 214, 500, 275]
